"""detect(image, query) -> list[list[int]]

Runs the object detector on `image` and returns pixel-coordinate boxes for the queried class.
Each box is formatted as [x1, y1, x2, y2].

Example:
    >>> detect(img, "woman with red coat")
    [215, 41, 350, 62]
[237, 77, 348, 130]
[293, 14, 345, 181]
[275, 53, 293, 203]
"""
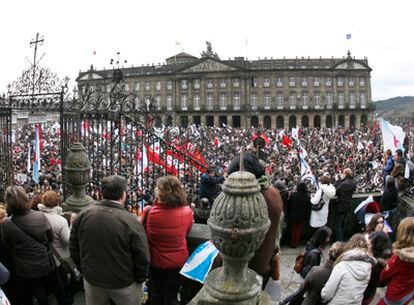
[377, 217, 414, 305]
[142, 176, 193, 305]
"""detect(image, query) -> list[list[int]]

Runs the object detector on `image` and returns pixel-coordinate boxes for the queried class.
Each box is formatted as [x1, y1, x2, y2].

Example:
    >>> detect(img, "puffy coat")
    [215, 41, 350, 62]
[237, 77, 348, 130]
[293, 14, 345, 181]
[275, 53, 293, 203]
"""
[335, 177, 356, 214]
[38, 204, 70, 265]
[144, 202, 193, 269]
[1, 211, 55, 279]
[310, 183, 336, 228]
[321, 249, 375, 305]
[380, 246, 414, 303]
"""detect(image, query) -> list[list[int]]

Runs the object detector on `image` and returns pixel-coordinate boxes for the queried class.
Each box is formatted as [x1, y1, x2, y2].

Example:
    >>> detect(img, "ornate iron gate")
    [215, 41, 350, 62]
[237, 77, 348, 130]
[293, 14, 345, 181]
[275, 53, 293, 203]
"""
[0, 106, 12, 200]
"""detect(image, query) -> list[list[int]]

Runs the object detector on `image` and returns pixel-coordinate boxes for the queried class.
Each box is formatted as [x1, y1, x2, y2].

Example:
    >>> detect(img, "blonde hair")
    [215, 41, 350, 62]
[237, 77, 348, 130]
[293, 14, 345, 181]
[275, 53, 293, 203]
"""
[336, 233, 371, 264]
[393, 217, 414, 250]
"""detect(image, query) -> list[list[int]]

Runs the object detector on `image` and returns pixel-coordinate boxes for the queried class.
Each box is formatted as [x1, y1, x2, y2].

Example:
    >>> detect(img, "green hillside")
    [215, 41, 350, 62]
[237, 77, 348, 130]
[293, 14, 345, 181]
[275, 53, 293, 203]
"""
[374, 96, 414, 112]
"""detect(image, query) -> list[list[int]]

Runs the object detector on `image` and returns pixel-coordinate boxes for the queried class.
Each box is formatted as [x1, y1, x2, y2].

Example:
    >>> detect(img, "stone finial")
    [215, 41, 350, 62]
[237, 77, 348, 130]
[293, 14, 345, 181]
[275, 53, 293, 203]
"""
[63, 142, 94, 212]
[189, 170, 270, 305]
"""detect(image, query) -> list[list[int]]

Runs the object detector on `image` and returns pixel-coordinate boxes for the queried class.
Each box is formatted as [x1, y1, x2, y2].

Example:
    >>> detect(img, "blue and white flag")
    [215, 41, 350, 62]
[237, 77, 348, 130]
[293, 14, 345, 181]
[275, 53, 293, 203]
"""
[180, 241, 219, 283]
[33, 126, 41, 184]
[27, 143, 31, 174]
[379, 118, 405, 154]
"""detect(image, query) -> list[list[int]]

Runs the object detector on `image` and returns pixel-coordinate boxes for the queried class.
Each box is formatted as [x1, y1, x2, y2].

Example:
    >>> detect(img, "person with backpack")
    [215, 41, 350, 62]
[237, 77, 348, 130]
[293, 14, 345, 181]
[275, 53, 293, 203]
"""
[279, 226, 332, 305]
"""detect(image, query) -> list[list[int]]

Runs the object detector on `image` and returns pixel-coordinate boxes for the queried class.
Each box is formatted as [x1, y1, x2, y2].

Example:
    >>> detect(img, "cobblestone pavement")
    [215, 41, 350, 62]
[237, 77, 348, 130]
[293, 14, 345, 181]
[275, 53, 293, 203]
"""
[61, 245, 391, 305]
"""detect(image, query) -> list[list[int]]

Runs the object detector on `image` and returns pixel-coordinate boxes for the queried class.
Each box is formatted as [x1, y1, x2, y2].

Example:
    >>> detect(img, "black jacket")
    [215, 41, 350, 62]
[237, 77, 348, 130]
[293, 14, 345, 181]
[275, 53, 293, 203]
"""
[380, 187, 398, 211]
[199, 173, 224, 201]
[300, 243, 322, 279]
[301, 260, 334, 305]
[70, 200, 150, 289]
[287, 190, 311, 221]
[1, 210, 55, 279]
[335, 177, 356, 214]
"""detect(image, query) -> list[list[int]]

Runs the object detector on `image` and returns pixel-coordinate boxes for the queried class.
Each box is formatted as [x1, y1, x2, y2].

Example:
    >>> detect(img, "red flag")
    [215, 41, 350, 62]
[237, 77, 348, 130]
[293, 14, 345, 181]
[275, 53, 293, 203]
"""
[146, 145, 178, 176]
[282, 135, 292, 148]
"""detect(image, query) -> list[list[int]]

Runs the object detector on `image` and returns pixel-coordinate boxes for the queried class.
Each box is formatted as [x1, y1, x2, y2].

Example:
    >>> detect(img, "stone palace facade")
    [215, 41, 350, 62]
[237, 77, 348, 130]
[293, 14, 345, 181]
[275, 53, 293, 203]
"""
[77, 43, 373, 129]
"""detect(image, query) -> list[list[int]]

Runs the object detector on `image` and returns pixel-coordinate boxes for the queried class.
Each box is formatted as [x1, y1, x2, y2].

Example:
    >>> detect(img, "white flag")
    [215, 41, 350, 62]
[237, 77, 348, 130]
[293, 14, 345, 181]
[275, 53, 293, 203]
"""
[379, 119, 405, 153]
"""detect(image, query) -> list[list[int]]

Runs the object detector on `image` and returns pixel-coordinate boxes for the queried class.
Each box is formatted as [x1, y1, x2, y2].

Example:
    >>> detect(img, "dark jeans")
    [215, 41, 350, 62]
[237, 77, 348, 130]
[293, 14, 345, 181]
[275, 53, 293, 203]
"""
[335, 213, 348, 242]
[149, 266, 181, 305]
[23, 270, 69, 305]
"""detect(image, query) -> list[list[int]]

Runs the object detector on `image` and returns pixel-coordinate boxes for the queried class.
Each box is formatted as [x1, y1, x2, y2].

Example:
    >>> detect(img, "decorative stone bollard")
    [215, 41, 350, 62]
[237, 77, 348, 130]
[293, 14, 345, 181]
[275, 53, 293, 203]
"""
[189, 170, 271, 305]
[62, 142, 94, 212]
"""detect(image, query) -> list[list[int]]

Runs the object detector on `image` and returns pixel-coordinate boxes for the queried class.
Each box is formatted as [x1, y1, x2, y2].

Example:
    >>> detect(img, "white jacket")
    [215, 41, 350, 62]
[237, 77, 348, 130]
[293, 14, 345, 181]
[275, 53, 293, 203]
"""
[309, 182, 336, 228]
[38, 204, 70, 264]
[321, 249, 375, 305]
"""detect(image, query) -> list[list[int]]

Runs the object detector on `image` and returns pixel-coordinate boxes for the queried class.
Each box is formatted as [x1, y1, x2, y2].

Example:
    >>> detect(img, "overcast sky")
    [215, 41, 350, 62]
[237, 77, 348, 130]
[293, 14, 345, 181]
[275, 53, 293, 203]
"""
[0, 0, 413, 100]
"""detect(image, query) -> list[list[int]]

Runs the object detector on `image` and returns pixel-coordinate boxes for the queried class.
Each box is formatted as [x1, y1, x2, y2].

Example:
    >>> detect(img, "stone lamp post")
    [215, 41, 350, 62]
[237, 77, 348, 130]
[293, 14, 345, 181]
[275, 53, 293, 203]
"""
[62, 142, 94, 212]
[189, 170, 271, 305]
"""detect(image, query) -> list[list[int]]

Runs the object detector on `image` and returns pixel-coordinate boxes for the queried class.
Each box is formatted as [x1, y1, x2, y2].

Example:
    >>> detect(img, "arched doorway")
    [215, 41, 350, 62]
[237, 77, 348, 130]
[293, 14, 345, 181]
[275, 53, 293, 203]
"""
[301, 115, 309, 128]
[276, 115, 284, 129]
[250, 116, 259, 128]
[314, 115, 321, 128]
[361, 114, 368, 127]
[264, 115, 271, 129]
[289, 115, 297, 129]
[326, 115, 333, 128]
[338, 115, 345, 127]
[166, 115, 173, 126]
[350, 114, 356, 127]
[180, 116, 188, 128]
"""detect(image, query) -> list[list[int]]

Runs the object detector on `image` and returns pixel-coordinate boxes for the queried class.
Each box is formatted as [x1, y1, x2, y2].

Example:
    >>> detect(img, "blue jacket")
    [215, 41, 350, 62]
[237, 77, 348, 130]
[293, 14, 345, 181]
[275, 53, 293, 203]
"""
[383, 156, 394, 175]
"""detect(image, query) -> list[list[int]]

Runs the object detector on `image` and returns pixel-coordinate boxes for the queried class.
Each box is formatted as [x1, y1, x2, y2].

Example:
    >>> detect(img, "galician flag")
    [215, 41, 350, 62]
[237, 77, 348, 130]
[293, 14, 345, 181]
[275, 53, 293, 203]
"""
[33, 125, 41, 183]
[379, 119, 405, 153]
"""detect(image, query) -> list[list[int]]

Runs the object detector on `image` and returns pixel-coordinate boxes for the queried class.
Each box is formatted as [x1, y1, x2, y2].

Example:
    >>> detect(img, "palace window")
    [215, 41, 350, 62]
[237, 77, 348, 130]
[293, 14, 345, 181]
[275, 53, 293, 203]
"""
[360, 78, 365, 87]
[181, 94, 188, 110]
[264, 92, 271, 109]
[220, 79, 226, 88]
[233, 78, 240, 88]
[337, 77, 344, 87]
[155, 95, 161, 110]
[206, 94, 213, 110]
[349, 92, 355, 108]
[326, 92, 333, 107]
[233, 92, 240, 109]
[277, 77, 283, 87]
[194, 79, 200, 90]
[194, 94, 200, 110]
[360, 92, 367, 108]
[166, 95, 172, 110]
[251, 77, 258, 88]
[251, 93, 258, 109]
[134, 83, 140, 91]
[302, 77, 308, 87]
[302, 92, 308, 106]
[155, 80, 161, 91]
[166, 81, 173, 90]
[289, 77, 295, 87]
[349, 77, 355, 87]
[338, 92, 344, 108]
[289, 92, 296, 106]
[277, 92, 284, 107]
[314, 77, 320, 87]
[326, 78, 332, 87]
[206, 79, 213, 89]
[145, 81, 151, 91]
[181, 79, 188, 90]
[264, 77, 271, 88]
[314, 92, 321, 106]
[220, 93, 227, 110]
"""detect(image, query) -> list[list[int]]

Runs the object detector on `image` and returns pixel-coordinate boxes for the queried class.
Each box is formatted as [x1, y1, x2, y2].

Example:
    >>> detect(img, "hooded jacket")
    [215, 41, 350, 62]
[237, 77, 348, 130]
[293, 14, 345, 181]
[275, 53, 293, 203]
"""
[380, 246, 414, 302]
[310, 182, 336, 228]
[38, 204, 70, 265]
[321, 249, 375, 305]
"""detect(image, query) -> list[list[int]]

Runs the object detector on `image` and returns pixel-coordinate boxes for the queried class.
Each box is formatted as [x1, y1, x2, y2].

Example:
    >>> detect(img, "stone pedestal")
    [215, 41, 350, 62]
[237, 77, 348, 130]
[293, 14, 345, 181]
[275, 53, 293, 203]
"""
[62, 142, 94, 213]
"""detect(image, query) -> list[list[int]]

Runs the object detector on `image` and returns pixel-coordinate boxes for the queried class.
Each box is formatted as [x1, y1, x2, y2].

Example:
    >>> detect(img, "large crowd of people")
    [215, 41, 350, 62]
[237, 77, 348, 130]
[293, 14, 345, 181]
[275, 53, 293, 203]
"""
[1, 121, 414, 304]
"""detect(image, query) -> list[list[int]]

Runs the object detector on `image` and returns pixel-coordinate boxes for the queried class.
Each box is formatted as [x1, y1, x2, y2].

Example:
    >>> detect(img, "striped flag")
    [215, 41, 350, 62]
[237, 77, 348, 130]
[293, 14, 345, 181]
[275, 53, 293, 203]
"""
[33, 125, 41, 183]
[27, 143, 31, 173]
